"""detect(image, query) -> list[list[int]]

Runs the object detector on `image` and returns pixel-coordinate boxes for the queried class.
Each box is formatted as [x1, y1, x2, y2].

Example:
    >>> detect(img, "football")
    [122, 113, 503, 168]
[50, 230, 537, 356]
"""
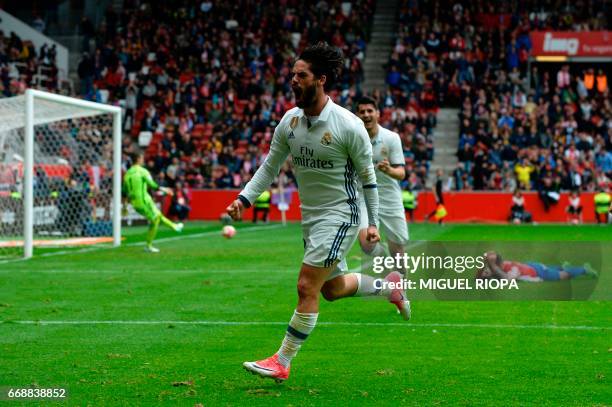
[222, 225, 236, 239]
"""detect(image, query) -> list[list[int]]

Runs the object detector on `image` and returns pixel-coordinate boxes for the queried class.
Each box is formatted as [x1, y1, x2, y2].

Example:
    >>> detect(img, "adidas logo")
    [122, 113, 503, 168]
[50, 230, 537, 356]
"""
[288, 131, 295, 139]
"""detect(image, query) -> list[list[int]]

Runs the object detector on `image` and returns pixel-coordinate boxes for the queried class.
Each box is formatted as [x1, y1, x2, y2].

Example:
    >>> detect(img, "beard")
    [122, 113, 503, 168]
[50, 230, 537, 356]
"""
[294, 83, 318, 109]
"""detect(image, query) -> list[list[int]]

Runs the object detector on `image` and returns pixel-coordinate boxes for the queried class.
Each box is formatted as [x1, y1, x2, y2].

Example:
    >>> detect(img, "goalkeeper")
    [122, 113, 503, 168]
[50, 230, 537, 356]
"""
[123, 153, 183, 252]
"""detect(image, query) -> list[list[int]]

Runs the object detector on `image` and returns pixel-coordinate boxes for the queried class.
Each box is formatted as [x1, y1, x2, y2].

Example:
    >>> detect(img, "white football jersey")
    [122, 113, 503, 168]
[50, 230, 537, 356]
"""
[240, 98, 378, 226]
[367, 125, 405, 215]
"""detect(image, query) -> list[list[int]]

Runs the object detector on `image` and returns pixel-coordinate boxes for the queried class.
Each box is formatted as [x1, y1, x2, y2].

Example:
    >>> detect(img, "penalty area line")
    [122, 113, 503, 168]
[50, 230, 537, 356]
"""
[1, 320, 609, 331]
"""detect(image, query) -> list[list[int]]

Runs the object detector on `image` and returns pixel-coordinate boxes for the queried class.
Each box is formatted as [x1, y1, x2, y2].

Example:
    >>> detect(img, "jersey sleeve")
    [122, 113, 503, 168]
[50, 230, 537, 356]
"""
[389, 133, 405, 166]
[142, 168, 159, 190]
[238, 120, 290, 207]
[346, 121, 379, 226]
[346, 121, 376, 186]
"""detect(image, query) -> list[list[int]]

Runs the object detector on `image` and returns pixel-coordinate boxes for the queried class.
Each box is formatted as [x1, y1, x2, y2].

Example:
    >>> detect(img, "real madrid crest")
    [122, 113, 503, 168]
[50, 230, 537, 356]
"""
[290, 117, 299, 129]
[321, 132, 332, 146]
[380, 146, 388, 157]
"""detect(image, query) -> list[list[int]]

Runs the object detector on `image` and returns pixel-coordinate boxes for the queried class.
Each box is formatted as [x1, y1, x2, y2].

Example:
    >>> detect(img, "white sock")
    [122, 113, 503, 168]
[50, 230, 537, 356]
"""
[277, 310, 318, 368]
[354, 273, 392, 297]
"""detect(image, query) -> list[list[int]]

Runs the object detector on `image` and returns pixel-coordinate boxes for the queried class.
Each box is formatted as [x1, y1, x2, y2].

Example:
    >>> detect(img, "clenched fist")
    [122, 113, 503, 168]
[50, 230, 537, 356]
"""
[366, 225, 380, 243]
[226, 199, 245, 221]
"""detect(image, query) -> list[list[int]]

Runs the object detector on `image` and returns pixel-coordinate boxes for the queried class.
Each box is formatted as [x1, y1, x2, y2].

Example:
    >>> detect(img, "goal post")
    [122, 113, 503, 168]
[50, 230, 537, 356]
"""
[0, 89, 122, 259]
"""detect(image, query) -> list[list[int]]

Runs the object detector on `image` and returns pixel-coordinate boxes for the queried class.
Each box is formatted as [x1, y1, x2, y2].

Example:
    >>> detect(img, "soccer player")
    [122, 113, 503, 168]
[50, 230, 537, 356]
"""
[355, 97, 409, 272]
[477, 251, 598, 282]
[123, 152, 183, 253]
[226, 43, 410, 383]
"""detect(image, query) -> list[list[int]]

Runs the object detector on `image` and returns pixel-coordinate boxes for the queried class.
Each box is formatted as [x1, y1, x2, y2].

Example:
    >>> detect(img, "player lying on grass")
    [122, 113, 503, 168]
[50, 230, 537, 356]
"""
[123, 152, 183, 253]
[226, 42, 410, 383]
[477, 251, 598, 282]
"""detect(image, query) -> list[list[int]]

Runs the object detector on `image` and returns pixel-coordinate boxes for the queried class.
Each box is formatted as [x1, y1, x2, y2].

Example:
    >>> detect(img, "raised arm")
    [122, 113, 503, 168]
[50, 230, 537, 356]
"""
[227, 123, 290, 219]
[377, 132, 406, 181]
[143, 168, 159, 190]
[143, 168, 173, 196]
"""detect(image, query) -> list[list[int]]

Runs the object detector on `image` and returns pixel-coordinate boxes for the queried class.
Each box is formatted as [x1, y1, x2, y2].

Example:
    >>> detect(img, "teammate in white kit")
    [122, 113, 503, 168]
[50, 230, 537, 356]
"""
[226, 43, 410, 383]
[356, 97, 410, 272]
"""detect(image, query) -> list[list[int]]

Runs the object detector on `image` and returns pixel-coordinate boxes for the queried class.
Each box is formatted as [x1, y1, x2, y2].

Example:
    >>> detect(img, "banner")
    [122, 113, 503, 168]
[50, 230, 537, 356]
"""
[183, 190, 601, 223]
[530, 31, 612, 57]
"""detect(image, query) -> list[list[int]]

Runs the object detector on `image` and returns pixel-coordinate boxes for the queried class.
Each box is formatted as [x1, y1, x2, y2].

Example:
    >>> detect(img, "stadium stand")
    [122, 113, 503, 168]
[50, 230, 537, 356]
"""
[388, 0, 610, 192]
[2, 0, 609, 197]
[78, 0, 377, 189]
[0, 30, 60, 96]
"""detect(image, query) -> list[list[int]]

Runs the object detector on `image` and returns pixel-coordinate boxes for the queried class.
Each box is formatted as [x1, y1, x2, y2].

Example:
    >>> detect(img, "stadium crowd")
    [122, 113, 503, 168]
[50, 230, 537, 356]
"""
[2, 0, 610, 199]
[82, 0, 377, 190]
[0, 30, 59, 96]
[2, 0, 436, 227]
[387, 0, 610, 194]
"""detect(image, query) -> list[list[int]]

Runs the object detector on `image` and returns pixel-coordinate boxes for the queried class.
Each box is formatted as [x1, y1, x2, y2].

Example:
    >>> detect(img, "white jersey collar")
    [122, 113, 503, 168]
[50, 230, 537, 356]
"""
[297, 96, 333, 122]
[370, 125, 383, 144]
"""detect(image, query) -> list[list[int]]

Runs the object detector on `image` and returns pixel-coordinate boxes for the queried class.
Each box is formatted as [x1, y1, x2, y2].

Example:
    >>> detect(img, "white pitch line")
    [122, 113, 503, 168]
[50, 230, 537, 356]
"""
[1, 320, 609, 331]
[0, 224, 284, 265]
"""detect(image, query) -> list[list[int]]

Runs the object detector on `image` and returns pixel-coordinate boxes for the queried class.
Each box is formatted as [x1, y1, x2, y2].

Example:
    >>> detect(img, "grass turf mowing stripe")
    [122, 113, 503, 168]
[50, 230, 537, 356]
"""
[0, 223, 284, 265]
[2, 320, 609, 330]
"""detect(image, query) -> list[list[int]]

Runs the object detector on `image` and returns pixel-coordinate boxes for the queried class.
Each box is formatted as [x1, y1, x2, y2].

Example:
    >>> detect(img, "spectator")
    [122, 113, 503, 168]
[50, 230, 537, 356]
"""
[566, 190, 583, 224]
[557, 65, 571, 89]
[515, 159, 534, 190]
[78, 53, 94, 95]
[168, 181, 191, 221]
[509, 190, 531, 224]
[538, 175, 561, 212]
[596, 69, 608, 94]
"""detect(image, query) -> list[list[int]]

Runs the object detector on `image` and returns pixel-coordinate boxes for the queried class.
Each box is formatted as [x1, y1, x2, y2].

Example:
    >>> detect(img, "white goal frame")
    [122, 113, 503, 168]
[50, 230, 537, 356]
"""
[21, 89, 122, 258]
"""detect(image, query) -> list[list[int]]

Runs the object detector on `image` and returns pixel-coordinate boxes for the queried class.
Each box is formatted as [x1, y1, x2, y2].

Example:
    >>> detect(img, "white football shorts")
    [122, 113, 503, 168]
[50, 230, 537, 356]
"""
[302, 221, 359, 280]
[359, 200, 409, 245]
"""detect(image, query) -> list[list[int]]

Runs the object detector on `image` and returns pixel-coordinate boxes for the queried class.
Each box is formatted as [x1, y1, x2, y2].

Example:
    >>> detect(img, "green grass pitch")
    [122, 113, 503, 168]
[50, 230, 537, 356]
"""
[0, 222, 610, 406]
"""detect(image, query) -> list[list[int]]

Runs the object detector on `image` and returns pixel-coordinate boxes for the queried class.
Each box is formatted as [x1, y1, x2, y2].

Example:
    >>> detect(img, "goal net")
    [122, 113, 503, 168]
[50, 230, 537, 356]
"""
[0, 89, 122, 259]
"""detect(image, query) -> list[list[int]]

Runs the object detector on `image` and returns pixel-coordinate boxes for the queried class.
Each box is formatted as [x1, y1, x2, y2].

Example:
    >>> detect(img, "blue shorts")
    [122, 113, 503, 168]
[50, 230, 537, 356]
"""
[526, 263, 561, 281]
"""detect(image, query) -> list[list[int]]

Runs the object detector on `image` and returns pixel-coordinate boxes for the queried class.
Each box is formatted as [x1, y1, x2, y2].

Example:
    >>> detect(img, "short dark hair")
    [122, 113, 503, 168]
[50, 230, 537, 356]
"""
[356, 96, 379, 110]
[297, 42, 344, 91]
[130, 150, 144, 165]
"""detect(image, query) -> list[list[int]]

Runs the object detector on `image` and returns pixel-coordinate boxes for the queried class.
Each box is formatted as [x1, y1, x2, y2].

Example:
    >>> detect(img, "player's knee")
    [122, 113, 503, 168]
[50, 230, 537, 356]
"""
[296, 278, 318, 300]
